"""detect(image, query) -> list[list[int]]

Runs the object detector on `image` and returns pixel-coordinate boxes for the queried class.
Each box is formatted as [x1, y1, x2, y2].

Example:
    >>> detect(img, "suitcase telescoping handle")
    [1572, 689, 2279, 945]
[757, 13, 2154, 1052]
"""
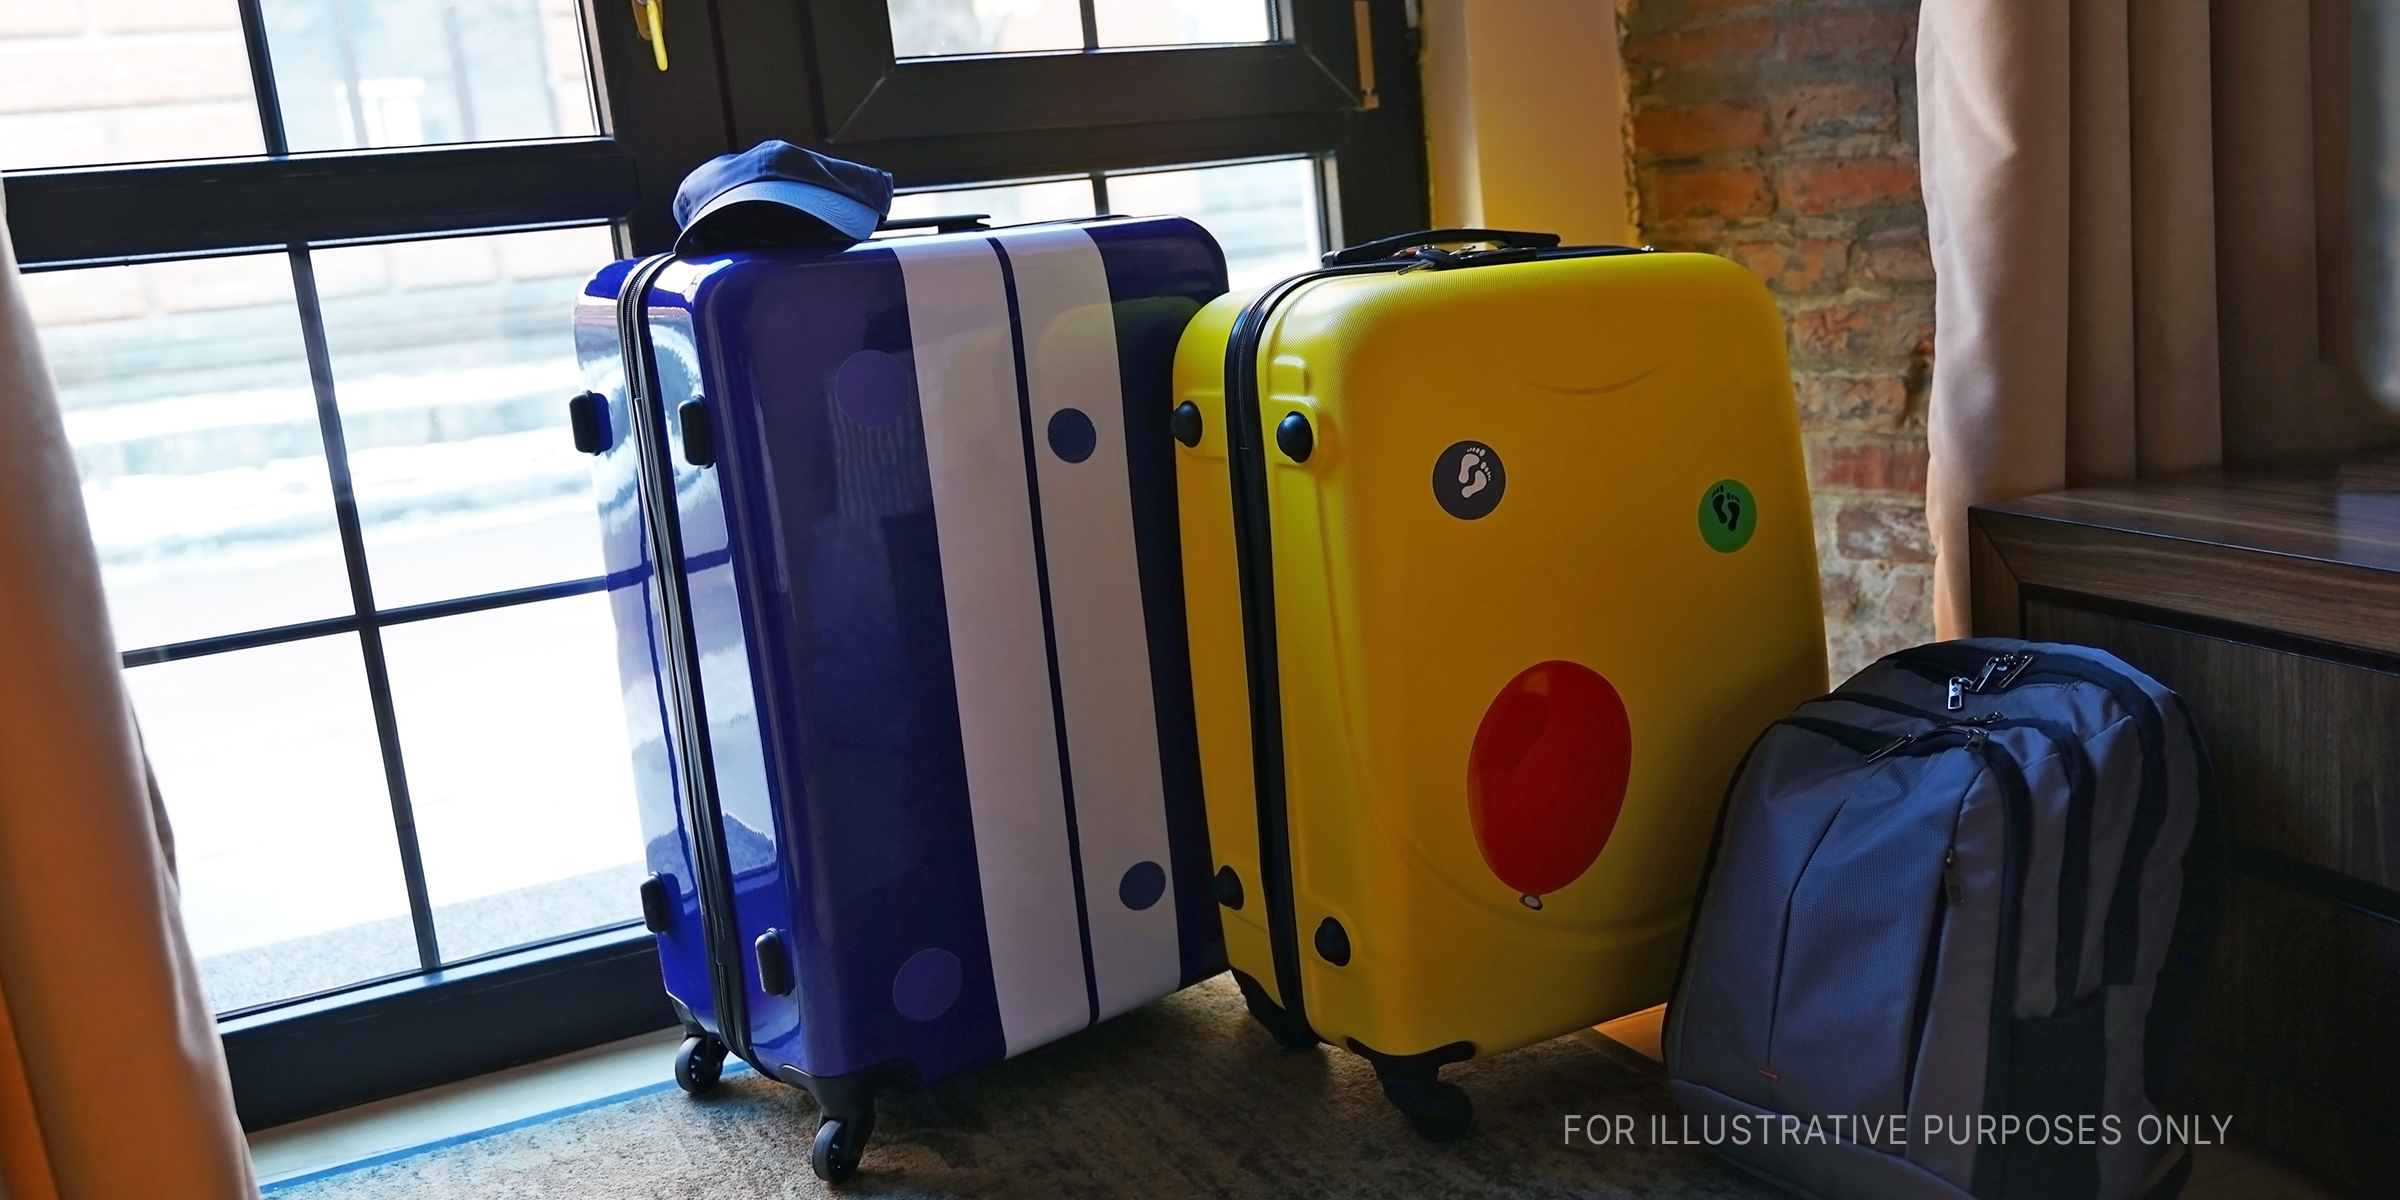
[1320, 228, 1561, 266]
[875, 213, 992, 234]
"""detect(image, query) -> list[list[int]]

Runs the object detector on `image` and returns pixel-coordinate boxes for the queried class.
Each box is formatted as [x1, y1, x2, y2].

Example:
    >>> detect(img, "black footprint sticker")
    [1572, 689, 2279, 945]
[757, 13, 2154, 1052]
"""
[1711, 485, 1743, 532]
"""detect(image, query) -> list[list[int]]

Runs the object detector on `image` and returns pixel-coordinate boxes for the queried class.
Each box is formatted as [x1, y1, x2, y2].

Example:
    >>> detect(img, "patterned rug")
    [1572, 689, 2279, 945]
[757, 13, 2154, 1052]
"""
[277, 974, 1771, 1199]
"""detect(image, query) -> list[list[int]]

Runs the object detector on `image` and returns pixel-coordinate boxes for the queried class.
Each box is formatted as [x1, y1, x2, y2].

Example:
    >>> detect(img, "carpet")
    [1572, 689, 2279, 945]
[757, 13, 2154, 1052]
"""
[278, 974, 1770, 1199]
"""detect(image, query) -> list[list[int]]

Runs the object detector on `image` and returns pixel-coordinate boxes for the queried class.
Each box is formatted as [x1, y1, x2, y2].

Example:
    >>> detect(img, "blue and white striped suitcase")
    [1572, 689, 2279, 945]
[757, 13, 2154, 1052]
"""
[569, 217, 1229, 1180]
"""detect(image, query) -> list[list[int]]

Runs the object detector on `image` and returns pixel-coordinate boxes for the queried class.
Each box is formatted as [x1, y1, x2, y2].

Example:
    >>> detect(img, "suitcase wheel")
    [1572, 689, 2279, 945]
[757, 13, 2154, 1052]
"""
[1353, 1038, 1477, 1141]
[783, 1063, 899, 1183]
[673, 1034, 727, 1095]
[812, 1116, 867, 1183]
[1381, 1076, 1474, 1142]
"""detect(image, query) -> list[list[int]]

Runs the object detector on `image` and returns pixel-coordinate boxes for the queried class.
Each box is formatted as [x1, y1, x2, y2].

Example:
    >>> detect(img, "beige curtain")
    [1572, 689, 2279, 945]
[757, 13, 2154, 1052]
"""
[0, 193, 256, 1196]
[1918, 0, 2400, 636]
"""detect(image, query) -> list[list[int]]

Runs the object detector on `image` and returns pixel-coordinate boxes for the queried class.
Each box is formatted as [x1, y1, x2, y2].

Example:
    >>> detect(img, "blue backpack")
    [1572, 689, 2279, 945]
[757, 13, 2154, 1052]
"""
[1665, 639, 2224, 1200]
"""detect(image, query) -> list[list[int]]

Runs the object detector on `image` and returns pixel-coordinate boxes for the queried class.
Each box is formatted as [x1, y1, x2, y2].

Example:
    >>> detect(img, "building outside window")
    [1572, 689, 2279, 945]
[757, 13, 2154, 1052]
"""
[7, 0, 637, 1019]
[1, 0, 1421, 1124]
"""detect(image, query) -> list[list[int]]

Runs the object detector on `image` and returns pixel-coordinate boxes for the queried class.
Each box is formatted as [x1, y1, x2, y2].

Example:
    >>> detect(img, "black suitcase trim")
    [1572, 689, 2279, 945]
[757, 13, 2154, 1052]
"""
[615, 253, 760, 1071]
[1218, 259, 1402, 1043]
[1215, 240, 1650, 1043]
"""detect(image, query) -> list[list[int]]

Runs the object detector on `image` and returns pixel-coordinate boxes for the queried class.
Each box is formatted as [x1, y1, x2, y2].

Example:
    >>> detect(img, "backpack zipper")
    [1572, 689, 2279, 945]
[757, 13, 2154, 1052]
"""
[1891, 644, 2168, 986]
[1815, 688, 2102, 1011]
[1864, 711, 1999, 761]
[1905, 839, 1960, 1098]
[1946, 651, 2037, 710]
[1768, 718, 2028, 1118]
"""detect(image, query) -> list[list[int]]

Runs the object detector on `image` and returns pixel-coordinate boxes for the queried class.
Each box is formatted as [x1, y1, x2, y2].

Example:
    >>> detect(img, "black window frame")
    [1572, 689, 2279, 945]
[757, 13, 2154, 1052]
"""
[2, 0, 1426, 1133]
[703, 0, 1428, 249]
[5, 0, 680, 1132]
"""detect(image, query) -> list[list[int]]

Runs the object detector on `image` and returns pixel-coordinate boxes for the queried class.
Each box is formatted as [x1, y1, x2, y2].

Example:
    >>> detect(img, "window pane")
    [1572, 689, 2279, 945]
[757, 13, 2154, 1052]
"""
[25, 254, 356, 653]
[886, 0, 1081, 58]
[0, 0, 266, 170]
[1105, 157, 1321, 288]
[1093, 0, 1270, 48]
[311, 226, 615, 610]
[129, 637, 421, 1013]
[381, 593, 643, 963]
[885, 177, 1095, 229]
[262, 0, 597, 152]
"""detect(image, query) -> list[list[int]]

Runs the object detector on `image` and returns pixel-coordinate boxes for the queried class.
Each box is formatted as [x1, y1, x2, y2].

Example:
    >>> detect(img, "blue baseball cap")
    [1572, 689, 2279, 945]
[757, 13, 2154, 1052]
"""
[673, 141, 894, 252]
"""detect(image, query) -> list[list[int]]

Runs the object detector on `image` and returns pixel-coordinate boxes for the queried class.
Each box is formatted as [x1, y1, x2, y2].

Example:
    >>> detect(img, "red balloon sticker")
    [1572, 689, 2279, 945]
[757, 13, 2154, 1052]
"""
[1466, 661, 1634, 905]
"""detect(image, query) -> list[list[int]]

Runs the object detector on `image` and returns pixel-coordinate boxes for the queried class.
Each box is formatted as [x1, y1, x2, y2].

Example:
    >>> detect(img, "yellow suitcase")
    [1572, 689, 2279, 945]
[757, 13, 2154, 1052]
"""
[1169, 231, 1827, 1137]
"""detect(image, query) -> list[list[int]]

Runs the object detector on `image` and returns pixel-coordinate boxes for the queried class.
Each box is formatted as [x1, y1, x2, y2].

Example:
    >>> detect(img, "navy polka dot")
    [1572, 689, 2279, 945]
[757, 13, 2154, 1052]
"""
[1047, 407, 1097, 462]
[892, 948, 962, 1022]
[1118, 861, 1167, 911]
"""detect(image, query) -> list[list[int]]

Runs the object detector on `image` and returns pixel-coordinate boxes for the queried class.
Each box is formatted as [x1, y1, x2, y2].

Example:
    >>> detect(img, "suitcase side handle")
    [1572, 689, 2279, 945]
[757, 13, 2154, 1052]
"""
[1320, 228, 1560, 266]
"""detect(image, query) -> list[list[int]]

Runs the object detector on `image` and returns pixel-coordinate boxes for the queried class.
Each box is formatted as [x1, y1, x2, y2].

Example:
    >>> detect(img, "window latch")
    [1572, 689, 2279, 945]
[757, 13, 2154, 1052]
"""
[1352, 1, 1378, 111]
[631, 0, 668, 71]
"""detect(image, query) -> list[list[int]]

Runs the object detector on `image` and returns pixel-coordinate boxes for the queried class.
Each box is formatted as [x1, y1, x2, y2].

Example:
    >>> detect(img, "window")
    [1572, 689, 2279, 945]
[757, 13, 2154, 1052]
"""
[709, 0, 1427, 246]
[887, 156, 1327, 287]
[8, 0, 664, 1129]
[886, 0, 1277, 58]
[260, 0, 597, 152]
[0, 0, 595, 172]
[26, 224, 643, 1018]
[4, 0, 1424, 1129]
[0, 0, 265, 171]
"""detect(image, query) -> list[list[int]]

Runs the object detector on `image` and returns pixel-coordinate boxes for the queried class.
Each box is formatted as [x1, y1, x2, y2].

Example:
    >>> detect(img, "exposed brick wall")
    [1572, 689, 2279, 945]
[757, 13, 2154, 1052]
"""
[1622, 0, 1933, 681]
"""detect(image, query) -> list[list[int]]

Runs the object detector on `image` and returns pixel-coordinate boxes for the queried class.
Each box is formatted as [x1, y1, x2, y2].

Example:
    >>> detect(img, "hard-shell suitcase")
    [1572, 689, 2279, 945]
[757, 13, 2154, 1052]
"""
[569, 216, 1228, 1180]
[1169, 230, 1828, 1136]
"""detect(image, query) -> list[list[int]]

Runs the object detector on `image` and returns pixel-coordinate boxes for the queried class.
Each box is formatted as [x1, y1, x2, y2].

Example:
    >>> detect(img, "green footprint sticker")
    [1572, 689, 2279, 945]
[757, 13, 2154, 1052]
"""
[1699, 479, 1757, 553]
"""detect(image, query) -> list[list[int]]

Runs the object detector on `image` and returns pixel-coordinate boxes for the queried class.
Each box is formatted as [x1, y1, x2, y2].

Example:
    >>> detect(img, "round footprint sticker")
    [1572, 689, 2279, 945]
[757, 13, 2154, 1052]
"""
[1433, 441, 1506, 520]
[1699, 479, 1757, 553]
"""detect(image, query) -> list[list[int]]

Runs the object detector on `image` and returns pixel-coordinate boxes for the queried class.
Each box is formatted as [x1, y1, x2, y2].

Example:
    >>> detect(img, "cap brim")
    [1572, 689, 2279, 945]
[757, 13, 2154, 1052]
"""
[680, 179, 881, 249]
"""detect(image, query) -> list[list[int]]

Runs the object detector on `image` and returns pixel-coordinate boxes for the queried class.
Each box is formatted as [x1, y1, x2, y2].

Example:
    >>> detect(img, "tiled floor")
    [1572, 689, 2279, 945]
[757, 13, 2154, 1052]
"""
[2184, 1139, 2358, 1200]
[252, 1006, 2359, 1199]
[1587, 1006, 2350, 1200]
[248, 1027, 719, 1191]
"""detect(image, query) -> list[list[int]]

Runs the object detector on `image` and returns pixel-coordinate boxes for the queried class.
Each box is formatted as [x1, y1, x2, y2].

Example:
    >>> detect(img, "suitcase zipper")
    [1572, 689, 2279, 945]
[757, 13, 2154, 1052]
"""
[617, 253, 759, 1071]
[1218, 257, 1422, 1033]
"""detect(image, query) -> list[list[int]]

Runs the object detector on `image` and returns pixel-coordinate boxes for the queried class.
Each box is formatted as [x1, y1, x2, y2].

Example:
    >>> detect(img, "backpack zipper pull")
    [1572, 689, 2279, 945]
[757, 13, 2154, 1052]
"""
[1971, 657, 2005, 693]
[1865, 731, 1918, 762]
[1992, 652, 2035, 690]
[1942, 846, 1965, 905]
[1946, 677, 1968, 710]
[1970, 652, 2036, 695]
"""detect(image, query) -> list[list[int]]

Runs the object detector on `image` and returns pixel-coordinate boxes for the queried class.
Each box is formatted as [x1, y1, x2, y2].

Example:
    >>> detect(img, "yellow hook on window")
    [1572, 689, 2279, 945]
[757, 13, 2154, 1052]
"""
[630, 0, 668, 71]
